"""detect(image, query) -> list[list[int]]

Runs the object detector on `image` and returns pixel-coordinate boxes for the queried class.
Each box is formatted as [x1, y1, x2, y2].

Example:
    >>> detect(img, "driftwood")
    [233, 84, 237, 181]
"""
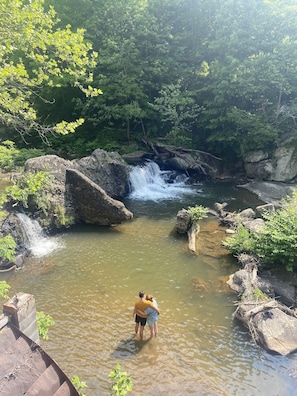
[142, 140, 223, 177]
[226, 252, 297, 355]
[187, 221, 200, 253]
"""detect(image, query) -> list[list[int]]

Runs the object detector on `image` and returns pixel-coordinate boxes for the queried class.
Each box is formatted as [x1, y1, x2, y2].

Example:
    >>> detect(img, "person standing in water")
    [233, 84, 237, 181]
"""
[133, 291, 159, 340]
[144, 294, 159, 338]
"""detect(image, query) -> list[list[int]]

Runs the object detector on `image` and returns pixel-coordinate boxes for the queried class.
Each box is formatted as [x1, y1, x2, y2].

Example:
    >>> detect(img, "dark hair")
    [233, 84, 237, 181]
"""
[139, 291, 145, 298]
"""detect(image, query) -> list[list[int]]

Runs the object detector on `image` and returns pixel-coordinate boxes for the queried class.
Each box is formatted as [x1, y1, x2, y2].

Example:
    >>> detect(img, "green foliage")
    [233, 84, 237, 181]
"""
[36, 311, 55, 340]
[223, 192, 297, 272]
[109, 364, 133, 396]
[0, 280, 10, 299]
[71, 375, 88, 396]
[1, 0, 296, 159]
[223, 224, 256, 255]
[4, 171, 53, 212]
[0, 141, 46, 171]
[53, 205, 75, 228]
[0, 235, 16, 261]
[253, 288, 267, 302]
[254, 192, 297, 271]
[0, 141, 19, 172]
[149, 82, 203, 146]
[0, 0, 101, 141]
[187, 205, 208, 222]
[13, 148, 45, 167]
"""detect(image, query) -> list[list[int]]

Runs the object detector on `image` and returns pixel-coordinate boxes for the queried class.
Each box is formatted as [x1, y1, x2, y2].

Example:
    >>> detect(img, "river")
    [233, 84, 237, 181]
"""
[1, 164, 297, 395]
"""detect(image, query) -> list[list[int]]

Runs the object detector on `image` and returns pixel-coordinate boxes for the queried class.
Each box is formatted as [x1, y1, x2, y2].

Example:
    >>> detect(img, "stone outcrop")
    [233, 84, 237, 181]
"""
[74, 149, 130, 198]
[22, 150, 132, 229]
[239, 180, 297, 205]
[66, 169, 133, 225]
[215, 200, 297, 355]
[0, 150, 133, 268]
[243, 146, 297, 182]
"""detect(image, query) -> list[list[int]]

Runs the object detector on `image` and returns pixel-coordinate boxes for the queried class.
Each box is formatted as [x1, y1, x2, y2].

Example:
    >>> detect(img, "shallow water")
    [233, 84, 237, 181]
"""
[1, 181, 297, 395]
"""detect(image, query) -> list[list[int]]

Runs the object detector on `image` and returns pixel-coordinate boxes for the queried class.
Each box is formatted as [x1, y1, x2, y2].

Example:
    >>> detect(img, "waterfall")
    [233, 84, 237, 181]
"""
[16, 213, 61, 258]
[128, 161, 194, 200]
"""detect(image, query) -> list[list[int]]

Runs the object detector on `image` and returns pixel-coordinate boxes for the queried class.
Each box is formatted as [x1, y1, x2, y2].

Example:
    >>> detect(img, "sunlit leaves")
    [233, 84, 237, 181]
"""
[0, 0, 101, 139]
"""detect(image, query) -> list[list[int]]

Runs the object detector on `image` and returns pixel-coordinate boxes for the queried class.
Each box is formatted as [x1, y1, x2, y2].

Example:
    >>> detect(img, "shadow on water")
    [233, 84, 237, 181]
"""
[111, 336, 151, 359]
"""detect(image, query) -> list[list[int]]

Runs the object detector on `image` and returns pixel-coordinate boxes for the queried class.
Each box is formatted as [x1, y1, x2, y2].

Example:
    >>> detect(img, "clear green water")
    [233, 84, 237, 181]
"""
[1, 181, 297, 395]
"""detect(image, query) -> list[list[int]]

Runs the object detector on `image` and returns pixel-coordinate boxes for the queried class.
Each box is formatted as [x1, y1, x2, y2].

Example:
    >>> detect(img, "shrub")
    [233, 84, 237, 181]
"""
[0, 140, 19, 171]
[187, 205, 208, 222]
[5, 171, 53, 212]
[0, 235, 16, 261]
[255, 192, 297, 271]
[71, 375, 88, 396]
[13, 148, 45, 167]
[36, 311, 55, 340]
[223, 192, 297, 272]
[0, 280, 10, 299]
[109, 364, 133, 396]
[222, 224, 256, 255]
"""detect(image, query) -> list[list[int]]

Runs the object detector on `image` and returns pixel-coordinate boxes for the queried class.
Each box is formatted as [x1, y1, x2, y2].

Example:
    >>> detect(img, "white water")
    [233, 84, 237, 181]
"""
[128, 161, 194, 200]
[16, 213, 61, 258]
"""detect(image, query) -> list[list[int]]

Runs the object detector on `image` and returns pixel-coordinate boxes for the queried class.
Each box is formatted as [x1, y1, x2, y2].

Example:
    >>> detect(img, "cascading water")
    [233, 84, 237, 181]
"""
[128, 161, 194, 200]
[16, 213, 61, 258]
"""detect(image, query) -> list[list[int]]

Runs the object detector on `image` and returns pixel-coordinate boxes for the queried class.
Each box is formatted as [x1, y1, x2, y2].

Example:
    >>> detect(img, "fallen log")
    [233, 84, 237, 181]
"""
[187, 221, 200, 253]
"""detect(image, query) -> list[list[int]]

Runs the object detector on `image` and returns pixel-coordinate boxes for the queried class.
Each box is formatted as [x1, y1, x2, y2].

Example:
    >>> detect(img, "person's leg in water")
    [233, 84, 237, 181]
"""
[140, 324, 145, 340]
[154, 321, 158, 337]
[148, 324, 155, 338]
[135, 322, 139, 335]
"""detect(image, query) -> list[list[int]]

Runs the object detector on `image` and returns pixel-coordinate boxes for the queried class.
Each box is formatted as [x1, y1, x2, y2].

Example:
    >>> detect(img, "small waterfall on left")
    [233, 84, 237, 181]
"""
[16, 213, 61, 258]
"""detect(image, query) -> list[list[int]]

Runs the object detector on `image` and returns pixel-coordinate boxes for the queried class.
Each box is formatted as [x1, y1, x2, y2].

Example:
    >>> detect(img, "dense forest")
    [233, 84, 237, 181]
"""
[1, 0, 297, 162]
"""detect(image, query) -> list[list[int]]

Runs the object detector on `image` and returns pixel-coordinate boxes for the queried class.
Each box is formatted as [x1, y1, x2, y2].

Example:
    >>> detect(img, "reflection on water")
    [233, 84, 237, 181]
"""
[1, 183, 297, 395]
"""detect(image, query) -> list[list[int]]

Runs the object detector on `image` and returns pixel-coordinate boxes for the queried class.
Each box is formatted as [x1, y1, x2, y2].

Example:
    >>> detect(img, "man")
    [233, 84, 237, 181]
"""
[133, 291, 159, 340]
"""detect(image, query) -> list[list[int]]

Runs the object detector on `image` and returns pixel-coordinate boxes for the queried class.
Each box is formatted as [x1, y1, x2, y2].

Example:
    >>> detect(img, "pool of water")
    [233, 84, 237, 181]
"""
[1, 181, 297, 395]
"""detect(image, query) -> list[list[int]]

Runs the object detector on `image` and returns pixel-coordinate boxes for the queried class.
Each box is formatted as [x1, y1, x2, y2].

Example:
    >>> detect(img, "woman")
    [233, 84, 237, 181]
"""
[144, 294, 159, 338]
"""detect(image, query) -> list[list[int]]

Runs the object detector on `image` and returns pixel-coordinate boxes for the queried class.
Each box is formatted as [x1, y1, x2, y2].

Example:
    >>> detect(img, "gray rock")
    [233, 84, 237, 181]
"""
[20, 150, 133, 229]
[75, 149, 130, 198]
[242, 218, 265, 233]
[66, 169, 133, 225]
[238, 181, 297, 204]
[243, 146, 297, 182]
[176, 209, 191, 233]
[253, 308, 297, 355]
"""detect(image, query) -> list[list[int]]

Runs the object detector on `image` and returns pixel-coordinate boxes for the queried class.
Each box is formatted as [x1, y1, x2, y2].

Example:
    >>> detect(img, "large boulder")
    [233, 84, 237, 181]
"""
[239, 181, 297, 204]
[18, 150, 133, 229]
[24, 155, 75, 218]
[243, 146, 297, 182]
[66, 169, 133, 225]
[253, 307, 297, 355]
[74, 149, 130, 198]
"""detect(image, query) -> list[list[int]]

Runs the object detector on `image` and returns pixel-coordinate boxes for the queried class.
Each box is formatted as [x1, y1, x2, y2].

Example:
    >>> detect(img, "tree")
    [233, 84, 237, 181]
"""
[149, 81, 202, 145]
[0, 0, 101, 142]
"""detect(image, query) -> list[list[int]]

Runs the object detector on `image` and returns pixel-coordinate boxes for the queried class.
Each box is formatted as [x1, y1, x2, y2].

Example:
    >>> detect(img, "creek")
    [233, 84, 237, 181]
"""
[1, 163, 297, 395]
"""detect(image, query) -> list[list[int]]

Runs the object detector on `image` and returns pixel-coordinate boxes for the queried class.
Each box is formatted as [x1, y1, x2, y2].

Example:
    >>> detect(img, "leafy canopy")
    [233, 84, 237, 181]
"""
[0, 0, 101, 141]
